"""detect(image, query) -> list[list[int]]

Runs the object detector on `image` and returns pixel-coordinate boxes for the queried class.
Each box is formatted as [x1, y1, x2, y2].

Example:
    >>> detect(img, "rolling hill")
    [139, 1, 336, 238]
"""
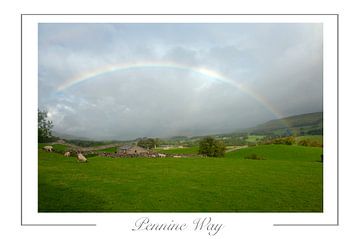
[249, 112, 323, 136]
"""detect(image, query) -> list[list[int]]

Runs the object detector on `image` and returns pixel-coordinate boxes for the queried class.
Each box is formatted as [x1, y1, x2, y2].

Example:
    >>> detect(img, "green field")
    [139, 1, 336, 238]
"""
[38, 143, 69, 152]
[95, 147, 117, 153]
[245, 135, 265, 143]
[38, 144, 323, 212]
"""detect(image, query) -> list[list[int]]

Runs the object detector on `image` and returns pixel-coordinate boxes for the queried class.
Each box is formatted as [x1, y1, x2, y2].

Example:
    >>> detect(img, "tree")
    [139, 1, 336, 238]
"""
[137, 138, 156, 149]
[198, 137, 226, 157]
[154, 138, 162, 148]
[38, 109, 54, 143]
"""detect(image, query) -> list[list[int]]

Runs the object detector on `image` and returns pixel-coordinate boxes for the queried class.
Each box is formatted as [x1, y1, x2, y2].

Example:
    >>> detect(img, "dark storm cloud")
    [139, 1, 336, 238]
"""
[38, 23, 323, 140]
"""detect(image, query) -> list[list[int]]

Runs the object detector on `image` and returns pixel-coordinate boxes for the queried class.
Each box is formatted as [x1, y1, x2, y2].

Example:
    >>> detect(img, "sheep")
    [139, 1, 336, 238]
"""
[43, 145, 53, 152]
[77, 153, 87, 163]
[64, 152, 71, 157]
[158, 153, 166, 158]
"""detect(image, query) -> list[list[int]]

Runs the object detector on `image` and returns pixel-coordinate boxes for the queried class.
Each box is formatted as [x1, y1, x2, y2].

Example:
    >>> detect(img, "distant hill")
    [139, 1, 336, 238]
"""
[52, 131, 92, 141]
[249, 112, 323, 136]
[52, 112, 323, 142]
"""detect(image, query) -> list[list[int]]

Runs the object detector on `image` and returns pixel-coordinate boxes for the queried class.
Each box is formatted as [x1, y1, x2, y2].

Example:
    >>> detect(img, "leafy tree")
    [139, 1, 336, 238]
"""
[198, 137, 226, 157]
[137, 138, 156, 149]
[154, 138, 162, 148]
[38, 109, 54, 143]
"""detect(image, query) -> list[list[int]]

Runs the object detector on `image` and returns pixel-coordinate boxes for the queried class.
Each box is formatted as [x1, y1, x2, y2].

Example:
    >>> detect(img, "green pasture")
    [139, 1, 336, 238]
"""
[95, 147, 117, 153]
[38, 143, 69, 152]
[245, 135, 265, 143]
[38, 144, 323, 212]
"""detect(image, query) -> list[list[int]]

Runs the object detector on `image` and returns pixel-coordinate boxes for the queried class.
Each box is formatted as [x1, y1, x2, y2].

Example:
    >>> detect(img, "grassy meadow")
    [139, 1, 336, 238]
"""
[38, 144, 323, 212]
[95, 147, 117, 153]
[245, 135, 265, 143]
[38, 143, 69, 152]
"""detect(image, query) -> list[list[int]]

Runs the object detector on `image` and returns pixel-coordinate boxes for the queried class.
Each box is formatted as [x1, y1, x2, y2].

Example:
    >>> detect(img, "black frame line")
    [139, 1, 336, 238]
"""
[21, 13, 339, 227]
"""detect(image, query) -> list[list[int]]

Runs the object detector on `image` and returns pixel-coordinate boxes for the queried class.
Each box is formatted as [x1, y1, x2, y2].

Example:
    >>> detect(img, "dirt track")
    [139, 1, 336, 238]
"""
[225, 145, 248, 152]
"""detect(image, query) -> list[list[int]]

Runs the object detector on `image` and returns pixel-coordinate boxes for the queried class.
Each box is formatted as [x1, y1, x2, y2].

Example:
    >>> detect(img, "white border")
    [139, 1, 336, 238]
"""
[22, 14, 338, 233]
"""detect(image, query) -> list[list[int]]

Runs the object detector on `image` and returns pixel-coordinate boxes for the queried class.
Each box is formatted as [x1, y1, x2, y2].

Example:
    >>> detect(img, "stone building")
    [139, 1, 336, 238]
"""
[117, 145, 148, 154]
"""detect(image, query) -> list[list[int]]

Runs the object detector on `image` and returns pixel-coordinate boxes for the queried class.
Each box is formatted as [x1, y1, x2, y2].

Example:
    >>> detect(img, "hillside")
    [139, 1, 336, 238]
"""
[249, 112, 323, 136]
[52, 131, 92, 141]
[51, 112, 323, 144]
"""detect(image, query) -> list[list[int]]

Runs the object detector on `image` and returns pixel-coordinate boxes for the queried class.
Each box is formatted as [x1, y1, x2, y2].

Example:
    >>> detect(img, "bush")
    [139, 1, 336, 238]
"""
[247, 142, 257, 147]
[272, 136, 295, 145]
[198, 137, 226, 157]
[297, 139, 309, 146]
[297, 139, 323, 147]
[52, 148, 66, 155]
[244, 154, 266, 160]
[83, 152, 98, 158]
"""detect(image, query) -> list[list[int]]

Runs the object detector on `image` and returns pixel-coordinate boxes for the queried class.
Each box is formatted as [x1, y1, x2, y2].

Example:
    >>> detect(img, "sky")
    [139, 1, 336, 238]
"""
[38, 23, 323, 140]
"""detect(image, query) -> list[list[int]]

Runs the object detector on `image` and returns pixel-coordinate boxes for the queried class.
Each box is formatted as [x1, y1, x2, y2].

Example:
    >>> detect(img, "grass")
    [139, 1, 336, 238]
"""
[245, 135, 265, 143]
[95, 147, 117, 153]
[226, 144, 322, 161]
[38, 144, 323, 212]
[244, 153, 266, 160]
[38, 143, 69, 152]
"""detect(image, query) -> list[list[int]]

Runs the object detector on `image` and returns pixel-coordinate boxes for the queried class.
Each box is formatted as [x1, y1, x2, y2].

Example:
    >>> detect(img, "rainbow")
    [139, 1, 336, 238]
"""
[57, 62, 290, 127]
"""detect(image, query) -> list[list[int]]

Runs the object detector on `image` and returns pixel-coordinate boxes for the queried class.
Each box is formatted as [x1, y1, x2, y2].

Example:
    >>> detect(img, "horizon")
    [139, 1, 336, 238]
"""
[51, 111, 322, 141]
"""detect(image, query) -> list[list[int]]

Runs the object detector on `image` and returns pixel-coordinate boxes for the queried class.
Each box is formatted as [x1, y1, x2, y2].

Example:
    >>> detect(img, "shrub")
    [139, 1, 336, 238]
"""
[298, 139, 309, 146]
[247, 142, 257, 147]
[244, 154, 266, 160]
[84, 152, 98, 158]
[52, 148, 66, 155]
[272, 136, 295, 145]
[297, 139, 323, 147]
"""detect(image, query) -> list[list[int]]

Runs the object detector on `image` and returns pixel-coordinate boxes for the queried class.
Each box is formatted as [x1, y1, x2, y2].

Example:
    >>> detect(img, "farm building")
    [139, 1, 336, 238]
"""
[117, 145, 148, 155]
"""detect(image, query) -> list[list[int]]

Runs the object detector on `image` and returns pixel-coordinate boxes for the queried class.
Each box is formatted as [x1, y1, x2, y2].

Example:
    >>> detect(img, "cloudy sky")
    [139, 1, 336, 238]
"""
[38, 23, 323, 140]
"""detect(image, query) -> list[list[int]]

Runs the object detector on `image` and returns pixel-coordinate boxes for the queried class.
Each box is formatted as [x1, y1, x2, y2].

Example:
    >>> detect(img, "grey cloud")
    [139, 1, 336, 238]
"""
[38, 23, 322, 140]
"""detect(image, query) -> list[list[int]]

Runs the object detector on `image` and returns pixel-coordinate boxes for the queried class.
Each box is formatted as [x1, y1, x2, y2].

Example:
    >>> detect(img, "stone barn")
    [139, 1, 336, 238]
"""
[117, 145, 148, 155]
